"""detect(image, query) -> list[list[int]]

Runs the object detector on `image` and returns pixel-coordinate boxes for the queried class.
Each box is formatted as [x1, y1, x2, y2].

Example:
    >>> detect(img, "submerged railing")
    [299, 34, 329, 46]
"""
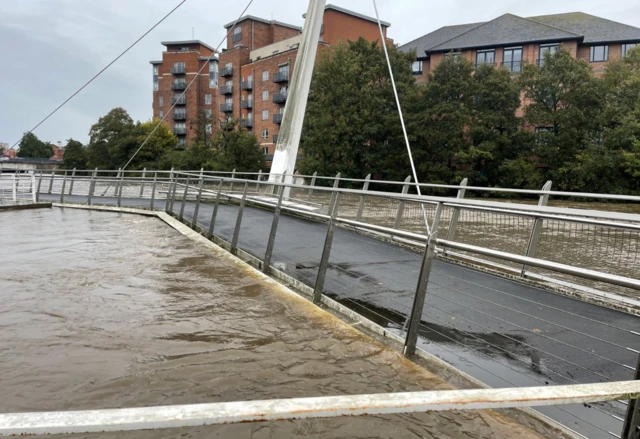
[0, 172, 36, 205]
[18, 168, 640, 438]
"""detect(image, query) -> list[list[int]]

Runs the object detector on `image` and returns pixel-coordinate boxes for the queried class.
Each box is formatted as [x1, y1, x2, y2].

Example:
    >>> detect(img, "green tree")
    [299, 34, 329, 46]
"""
[17, 132, 52, 158]
[86, 107, 133, 169]
[189, 110, 214, 145]
[61, 139, 87, 169]
[519, 49, 604, 189]
[213, 119, 265, 172]
[298, 38, 417, 182]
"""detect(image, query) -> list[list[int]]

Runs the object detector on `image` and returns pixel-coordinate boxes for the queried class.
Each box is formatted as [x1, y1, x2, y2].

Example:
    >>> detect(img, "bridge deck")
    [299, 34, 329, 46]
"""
[41, 194, 640, 439]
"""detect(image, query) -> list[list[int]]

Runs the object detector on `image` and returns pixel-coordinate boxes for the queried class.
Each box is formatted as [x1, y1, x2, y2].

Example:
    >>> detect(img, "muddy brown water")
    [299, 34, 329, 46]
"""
[0, 208, 551, 438]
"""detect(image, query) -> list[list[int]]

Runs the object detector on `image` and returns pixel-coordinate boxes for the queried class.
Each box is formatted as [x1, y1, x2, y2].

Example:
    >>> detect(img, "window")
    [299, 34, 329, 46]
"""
[262, 90, 269, 101]
[280, 86, 288, 95]
[622, 43, 638, 58]
[209, 60, 218, 88]
[262, 128, 268, 139]
[444, 51, 461, 59]
[180, 46, 189, 51]
[233, 26, 242, 43]
[159, 96, 164, 107]
[174, 122, 186, 130]
[502, 47, 523, 72]
[205, 124, 212, 135]
[411, 60, 423, 74]
[205, 93, 211, 105]
[262, 147, 269, 154]
[262, 109, 268, 120]
[262, 70, 269, 81]
[159, 110, 164, 119]
[174, 77, 186, 85]
[225, 97, 232, 104]
[174, 61, 185, 69]
[177, 138, 186, 147]
[153, 65, 159, 91]
[247, 111, 253, 120]
[476, 49, 495, 66]
[205, 109, 212, 118]
[589, 45, 609, 62]
[538, 44, 559, 65]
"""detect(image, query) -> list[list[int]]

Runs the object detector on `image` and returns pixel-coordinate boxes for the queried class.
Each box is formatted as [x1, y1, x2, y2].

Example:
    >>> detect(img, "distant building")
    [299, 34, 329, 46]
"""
[400, 12, 640, 83]
[51, 141, 64, 160]
[150, 4, 391, 165]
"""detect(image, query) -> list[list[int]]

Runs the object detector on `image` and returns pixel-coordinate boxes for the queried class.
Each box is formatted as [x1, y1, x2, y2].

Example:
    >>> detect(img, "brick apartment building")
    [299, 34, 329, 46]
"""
[150, 5, 390, 163]
[400, 12, 640, 83]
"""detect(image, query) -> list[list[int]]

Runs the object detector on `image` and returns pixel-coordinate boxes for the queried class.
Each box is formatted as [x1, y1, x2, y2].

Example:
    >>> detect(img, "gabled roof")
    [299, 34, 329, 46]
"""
[303, 4, 390, 27]
[399, 22, 484, 55]
[427, 13, 580, 53]
[223, 15, 302, 32]
[161, 40, 216, 52]
[528, 12, 640, 43]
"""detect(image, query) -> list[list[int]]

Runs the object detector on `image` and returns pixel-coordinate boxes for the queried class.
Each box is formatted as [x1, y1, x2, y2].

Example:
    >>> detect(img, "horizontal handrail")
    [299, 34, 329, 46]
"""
[1, 381, 638, 436]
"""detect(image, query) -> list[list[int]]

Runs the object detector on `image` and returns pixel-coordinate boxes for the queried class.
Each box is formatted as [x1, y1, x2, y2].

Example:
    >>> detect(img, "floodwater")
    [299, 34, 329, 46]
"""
[0, 208, 548, 439]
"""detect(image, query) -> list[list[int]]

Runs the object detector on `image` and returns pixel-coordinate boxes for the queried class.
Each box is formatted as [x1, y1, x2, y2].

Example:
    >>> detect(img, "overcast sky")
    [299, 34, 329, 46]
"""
[1, 0, 639, 147]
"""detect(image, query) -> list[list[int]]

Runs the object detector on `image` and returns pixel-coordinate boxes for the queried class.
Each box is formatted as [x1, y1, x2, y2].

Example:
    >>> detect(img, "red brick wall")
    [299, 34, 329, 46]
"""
[577, 43, 623, 76]
[322, 9, 387, 46]
[227, 20, 300, 51]
[219, 47, 252, 123]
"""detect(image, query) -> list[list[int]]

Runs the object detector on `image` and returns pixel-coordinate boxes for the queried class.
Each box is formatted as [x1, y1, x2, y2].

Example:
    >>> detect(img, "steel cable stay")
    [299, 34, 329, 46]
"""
[120, 0, 256, 171]
[8, 0, 188, 152]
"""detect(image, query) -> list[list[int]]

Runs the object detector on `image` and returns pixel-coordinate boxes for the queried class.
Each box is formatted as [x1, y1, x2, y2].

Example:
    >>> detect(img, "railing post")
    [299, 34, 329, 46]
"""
[139, 168, 146, 197]
[521, 180, 552, 277]
[404, 202, 444, 357]
[192, 177, 204, 229]
[116, 170, 124, 207]
[169, 173, 179, 215]
[356, 174, 371, 221]
[48, 171, 55, 194]
[68, 168, 76, 195]
[229, 168, 236, 193]
[307, 171, 318, 202]
[263, 187, 285, 273]
[313, 192, 341, 304]
[179, 176, 191, 221]
[207, 179, 223, 239]
[11, 174, 17, 202]
[394, 176, 412, 229]
[87, 168, 97, 205]
[445, 178, 468, 243]
[59, 171, 68, 203]
[622, 353, 640, 439]
[256, 169, 263, 194]
[150, 172, 158, 210]
[165, 169, 174, 213]
[31, 172, 37, 202]
[231, 182, 249, 255]
[35, 171, 43, 202]
[114, 168, 122, 197]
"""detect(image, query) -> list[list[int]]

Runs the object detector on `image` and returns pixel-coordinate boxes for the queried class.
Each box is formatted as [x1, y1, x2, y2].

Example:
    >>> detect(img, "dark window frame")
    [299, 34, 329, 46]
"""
[622, 43, 638, 58]
[589, 45, 609, 62]
[411, 60, 423, 75]
[475, 49, 495, 67]
[502, 46, 523, 73]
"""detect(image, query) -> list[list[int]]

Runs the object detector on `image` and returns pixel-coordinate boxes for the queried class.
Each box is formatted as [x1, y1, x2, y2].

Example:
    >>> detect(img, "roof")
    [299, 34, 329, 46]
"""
[303, 4, 390, 27]
[528, 12, 640, 43]
[427, 14, 580, 52]
[161, 40, 216, 52]
[399, 22, 484, 54]
[149, 60, 162, 65]
[223, 16, 302, 31]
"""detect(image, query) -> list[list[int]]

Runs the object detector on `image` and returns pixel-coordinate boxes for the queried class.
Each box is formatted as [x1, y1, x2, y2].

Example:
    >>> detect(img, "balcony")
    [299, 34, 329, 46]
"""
[171, 95, 186, 105]
[273, 134, 279, 144]
[220, 84, 233, 95]
[273, 71, 289, 83]
[501, 61, 522, 73]
[241, 99, 253, 109]
[171, 81, 187, 90]
[240, 118, 253, 128]
[273, 92, 287, 103]
[220, 103, 233, 113]
[170, 65, 186, 74]
[273, 113, 283, 124]
[173, 127, 187, 135]
[220, 66, 233, 77]
[172, 111, 187, 120]
[241, 81, 253, 90]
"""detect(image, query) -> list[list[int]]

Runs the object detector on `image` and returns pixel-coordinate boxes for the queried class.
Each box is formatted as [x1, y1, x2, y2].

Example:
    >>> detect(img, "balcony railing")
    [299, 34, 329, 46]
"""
[273, 71, 289, 83]
[241, 81, 253, 90]
[173, 127, 187, 135]
[220, 66, 233, 77]
[240, 119, 253, 128]
[475, 62, 496, 68]
[171, 81, 187, 90]
[273, 92, 287, 103]
[220, 84, 233, 95]
[171, 96, 186, 105]
[241, 99, 253, 109]
[172, 112, 187, 121]
[170, 65, 186, 75]
[501, 61, 522, 73]
[273, 113, 283, 124]
[273, 134, 279, 144]
[220, 103, 233, 113]
[232, 33, 242, 43]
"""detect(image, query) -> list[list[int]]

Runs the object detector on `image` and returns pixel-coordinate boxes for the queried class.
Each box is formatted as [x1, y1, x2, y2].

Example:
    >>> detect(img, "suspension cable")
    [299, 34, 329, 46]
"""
[8, 0, 188, 152]
[372, 0, 430, 235]
[121, 0, 255, 171]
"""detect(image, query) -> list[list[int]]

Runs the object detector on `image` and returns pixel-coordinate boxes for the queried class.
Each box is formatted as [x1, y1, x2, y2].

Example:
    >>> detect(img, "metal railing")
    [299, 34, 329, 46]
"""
[0, 172, 36, 205]
[173, 127, 187, 135]
[220, 66, 233, 77]
[220, 102, 233, 112]
[219, 84, 233, 95]
[273, 71, 289, 83]
[14, 168, 640, 438]
[273, 92, 287, 103]
[170, 81, 187, 90]
[171, 95, 186, 105]
[240, 118, 253, 128]
[172, 111, 187, 120]
[170, 65, 186, 74]
[501, 60, 522, 72]
[273, 113, 283, 124]
[241, 80, 253, 90]
[241, 99, 253, 109]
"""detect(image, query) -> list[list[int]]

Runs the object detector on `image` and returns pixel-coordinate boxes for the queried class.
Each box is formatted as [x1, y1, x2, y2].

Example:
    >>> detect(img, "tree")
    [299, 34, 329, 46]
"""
[86, 107, 133, 169]
[61, 139, 87, 169]
[519, 49, 605, 189]
[213, 120, 265, 172]
[298, 38, 417, 182]
[189, 110, 214, 145]
[17, 132, 52, 158]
